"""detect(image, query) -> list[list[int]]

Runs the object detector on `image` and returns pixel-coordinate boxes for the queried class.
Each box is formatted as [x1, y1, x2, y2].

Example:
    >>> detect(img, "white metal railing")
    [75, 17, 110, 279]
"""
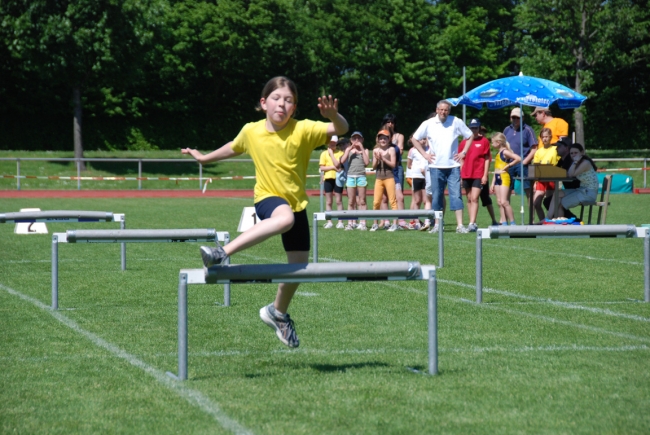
[0, 156, 647, 190]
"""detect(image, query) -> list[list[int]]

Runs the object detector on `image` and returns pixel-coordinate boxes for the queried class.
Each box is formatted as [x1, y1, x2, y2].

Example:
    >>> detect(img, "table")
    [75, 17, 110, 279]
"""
[525, 176, 574, 224]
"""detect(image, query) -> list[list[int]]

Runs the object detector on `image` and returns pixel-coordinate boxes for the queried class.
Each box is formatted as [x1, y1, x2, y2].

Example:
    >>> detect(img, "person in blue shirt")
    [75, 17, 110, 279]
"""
[503, 107, 538, 202]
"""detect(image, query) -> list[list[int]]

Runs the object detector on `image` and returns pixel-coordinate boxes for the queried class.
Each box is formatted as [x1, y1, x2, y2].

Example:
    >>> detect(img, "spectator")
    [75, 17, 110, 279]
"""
[411, 100, 473, 234]
[458, 118, 494, 231]
[490, 133, 521, 225]
[531, 106, 569, 144]
[319, 135, 344, 228]
[405, 135, 429, 229]
[340, 131, 369, 230]
[546, 143, 599, 219]
[544, 137, 579, 220]
[532, 127, 560, 222]
[504, 107, 538, 202]
[381, 114, 408, 228]
[370, 129, 399, 231]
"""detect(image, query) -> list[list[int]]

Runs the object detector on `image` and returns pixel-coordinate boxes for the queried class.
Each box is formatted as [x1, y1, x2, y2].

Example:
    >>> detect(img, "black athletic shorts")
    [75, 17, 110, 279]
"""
[412, 178, 426, 192]
[463, 179, 493, 207]
[254, 196, 310, 252]
[323, 178, 343, 194]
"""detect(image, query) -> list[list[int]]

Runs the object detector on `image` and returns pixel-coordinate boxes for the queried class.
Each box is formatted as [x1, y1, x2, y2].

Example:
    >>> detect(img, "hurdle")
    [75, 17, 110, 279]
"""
[51, 229, 231, 309]
[475, 225, 650, 303]
[313, 210, 444, 266]
[171, 261, 438, 380]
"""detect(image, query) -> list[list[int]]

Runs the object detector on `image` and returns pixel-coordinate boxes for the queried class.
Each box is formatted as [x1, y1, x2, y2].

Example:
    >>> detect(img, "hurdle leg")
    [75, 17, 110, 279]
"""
[437, 211, 444, 268]
[313, 213, 319, 263]
[120, 218, 126, 271]
[223, 234, 231, 307]
[476, 230, 483, 303]
[178, 272, 188, 380]
[428, 269, 438, 375]
[52, 234, 59, 310]
[643, 229, 650, 302]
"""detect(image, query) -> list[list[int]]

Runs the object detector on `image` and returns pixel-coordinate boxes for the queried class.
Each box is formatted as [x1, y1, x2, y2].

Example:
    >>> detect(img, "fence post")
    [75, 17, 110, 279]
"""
[138, 160, 142, 190]
[644, 158, 647, 189]
[16, 159, 20, 191]
[199, 163, 203, 190]
[76, 159, 81, 190]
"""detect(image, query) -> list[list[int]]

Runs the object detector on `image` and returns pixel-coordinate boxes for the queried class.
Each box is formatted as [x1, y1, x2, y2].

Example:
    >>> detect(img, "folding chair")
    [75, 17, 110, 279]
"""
[579, 174, 612, 225]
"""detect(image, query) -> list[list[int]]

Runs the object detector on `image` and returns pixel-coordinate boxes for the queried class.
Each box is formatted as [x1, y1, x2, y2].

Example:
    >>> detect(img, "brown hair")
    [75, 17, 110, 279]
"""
[255, 76, 298, 113]
[540, 127, 552, 138]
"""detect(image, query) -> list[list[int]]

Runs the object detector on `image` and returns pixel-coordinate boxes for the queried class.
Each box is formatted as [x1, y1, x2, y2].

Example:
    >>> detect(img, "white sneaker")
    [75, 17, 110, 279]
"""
[357, 223, 368, 231]
[428, 224, 439, 234]
[468, 223, 478, 232]
[344, 224, 355, 231]
[370, 224, 379, 231]
[336, 222, 345, 229]
[387, 224, 400, 232]
[456, 225, 470, 234]
[323, 222, 333, 229]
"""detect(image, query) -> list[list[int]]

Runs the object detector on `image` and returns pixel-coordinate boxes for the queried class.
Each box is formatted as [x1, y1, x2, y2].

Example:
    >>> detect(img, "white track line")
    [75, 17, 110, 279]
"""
[440, 278, 650, 323]
[0, 283, 253, 435]
[454, 239, 644, 266]
[239, 254, 650, 342]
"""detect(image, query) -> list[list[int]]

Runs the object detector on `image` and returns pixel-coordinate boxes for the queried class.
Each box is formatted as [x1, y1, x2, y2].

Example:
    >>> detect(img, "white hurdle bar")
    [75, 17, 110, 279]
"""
[171, 261, 438, 380]
[313, 210, 445, 266]
[475, 225, 650, 303]
[51, 229, 230, 310]
[1, 209, 127, 267]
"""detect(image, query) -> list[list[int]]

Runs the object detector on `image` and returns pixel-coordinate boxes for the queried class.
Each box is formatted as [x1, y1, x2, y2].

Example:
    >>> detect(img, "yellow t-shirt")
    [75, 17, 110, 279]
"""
[539, 118, 569, 144]
[533, 145, 560, 165]
[230, 118, 329, 212]
[319, 149, 344, 179]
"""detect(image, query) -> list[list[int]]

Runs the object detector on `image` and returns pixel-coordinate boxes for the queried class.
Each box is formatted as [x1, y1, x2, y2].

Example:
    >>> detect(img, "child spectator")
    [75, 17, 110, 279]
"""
[458, 119, 493, 231]
[370, 130, 399, 231]
[340, 131, 369, 230]
[532, 127, 560, 222]
[490, 132, 521, 225]
[405, 135, 429, 229]
[319, 135, 344, 228]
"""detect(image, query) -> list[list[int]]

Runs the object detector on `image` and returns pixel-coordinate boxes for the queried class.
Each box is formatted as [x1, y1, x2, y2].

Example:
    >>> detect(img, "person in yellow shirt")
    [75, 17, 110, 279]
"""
[182, 76, 348, 348]
[319, 135, 345, 229]
[532, 128, 560, 221]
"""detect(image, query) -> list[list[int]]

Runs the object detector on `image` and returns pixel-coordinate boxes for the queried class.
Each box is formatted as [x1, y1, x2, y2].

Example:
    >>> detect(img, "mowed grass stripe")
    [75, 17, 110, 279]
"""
[0, 282, 253, 435]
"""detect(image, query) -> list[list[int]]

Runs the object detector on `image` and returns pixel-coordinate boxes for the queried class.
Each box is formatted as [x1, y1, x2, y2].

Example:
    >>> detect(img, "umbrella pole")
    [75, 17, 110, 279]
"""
[520, 104, 525, 225]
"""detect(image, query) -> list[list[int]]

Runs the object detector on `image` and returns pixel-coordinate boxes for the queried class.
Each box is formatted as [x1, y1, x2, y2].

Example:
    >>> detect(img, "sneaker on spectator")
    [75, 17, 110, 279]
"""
[456, 225, 470, 234]
[370, 223, 379, 231]
[323, 222, 333, 229]
[200, 240, 229, 268]
[259, 304, 299, 348]
[491, 221, 499, 226]
[336, 222, 345, 229]
[382, 221, 391, 230]
[468, 223, 478, 232]
[345, 223, 355, 231]
[387, 224, 399, 232]
[428, 224, 439, 234]
[357, 223, 368, 231]
[420, 222, 430, 231]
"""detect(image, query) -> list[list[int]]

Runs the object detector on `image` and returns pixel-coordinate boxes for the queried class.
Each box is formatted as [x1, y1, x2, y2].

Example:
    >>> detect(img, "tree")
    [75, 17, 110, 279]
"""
[514, 0, 650, 147]
[1, 0, 163, 164]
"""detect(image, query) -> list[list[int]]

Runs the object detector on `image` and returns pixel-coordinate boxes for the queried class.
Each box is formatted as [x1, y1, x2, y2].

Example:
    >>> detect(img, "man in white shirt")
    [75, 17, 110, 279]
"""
[410, 100, 473, 233]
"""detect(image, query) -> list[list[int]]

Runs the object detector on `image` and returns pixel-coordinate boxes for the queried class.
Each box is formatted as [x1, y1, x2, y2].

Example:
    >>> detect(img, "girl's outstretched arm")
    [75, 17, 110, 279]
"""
[318, 95, 349, 136]
[181, 141, 242, 164]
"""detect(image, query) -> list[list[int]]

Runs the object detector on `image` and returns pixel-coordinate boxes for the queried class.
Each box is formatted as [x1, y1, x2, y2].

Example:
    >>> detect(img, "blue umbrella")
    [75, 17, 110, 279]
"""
[446, 73, 587, 224]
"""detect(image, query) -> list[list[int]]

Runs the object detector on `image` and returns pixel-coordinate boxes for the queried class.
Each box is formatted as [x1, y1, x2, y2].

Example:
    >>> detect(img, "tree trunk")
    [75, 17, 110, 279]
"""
[574, 68, 585, 146]
[73, 85, 86, 171]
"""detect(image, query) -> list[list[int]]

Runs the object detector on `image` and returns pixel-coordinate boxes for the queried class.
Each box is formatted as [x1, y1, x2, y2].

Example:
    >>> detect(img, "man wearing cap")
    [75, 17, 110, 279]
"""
[410, 100, 473, 234]
[531, 107, 569, 144]
[503, 107, 538, 200]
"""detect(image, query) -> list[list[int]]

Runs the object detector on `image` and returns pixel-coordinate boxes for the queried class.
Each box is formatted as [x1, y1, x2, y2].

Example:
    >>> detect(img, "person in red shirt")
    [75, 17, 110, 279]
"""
[459, 119, 494, 231]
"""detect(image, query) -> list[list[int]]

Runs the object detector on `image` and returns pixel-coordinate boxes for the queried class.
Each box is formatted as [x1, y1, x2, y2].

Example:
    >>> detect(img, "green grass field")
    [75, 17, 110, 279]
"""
[1, 195, 650, 434]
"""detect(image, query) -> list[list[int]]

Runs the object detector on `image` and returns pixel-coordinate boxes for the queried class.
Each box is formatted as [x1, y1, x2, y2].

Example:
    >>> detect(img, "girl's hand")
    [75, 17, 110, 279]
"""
[318, 95, 339, 119]
[481, 175, 488, 185]
[489, 186, 495, 194]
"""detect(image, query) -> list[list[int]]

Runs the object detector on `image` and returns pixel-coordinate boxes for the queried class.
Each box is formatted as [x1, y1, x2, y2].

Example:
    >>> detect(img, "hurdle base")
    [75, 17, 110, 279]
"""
[165, 371, 181, 381]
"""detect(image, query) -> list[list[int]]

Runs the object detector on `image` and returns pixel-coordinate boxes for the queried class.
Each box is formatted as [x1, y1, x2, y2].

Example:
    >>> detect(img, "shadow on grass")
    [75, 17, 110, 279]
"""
[309, 361, 390, 373]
